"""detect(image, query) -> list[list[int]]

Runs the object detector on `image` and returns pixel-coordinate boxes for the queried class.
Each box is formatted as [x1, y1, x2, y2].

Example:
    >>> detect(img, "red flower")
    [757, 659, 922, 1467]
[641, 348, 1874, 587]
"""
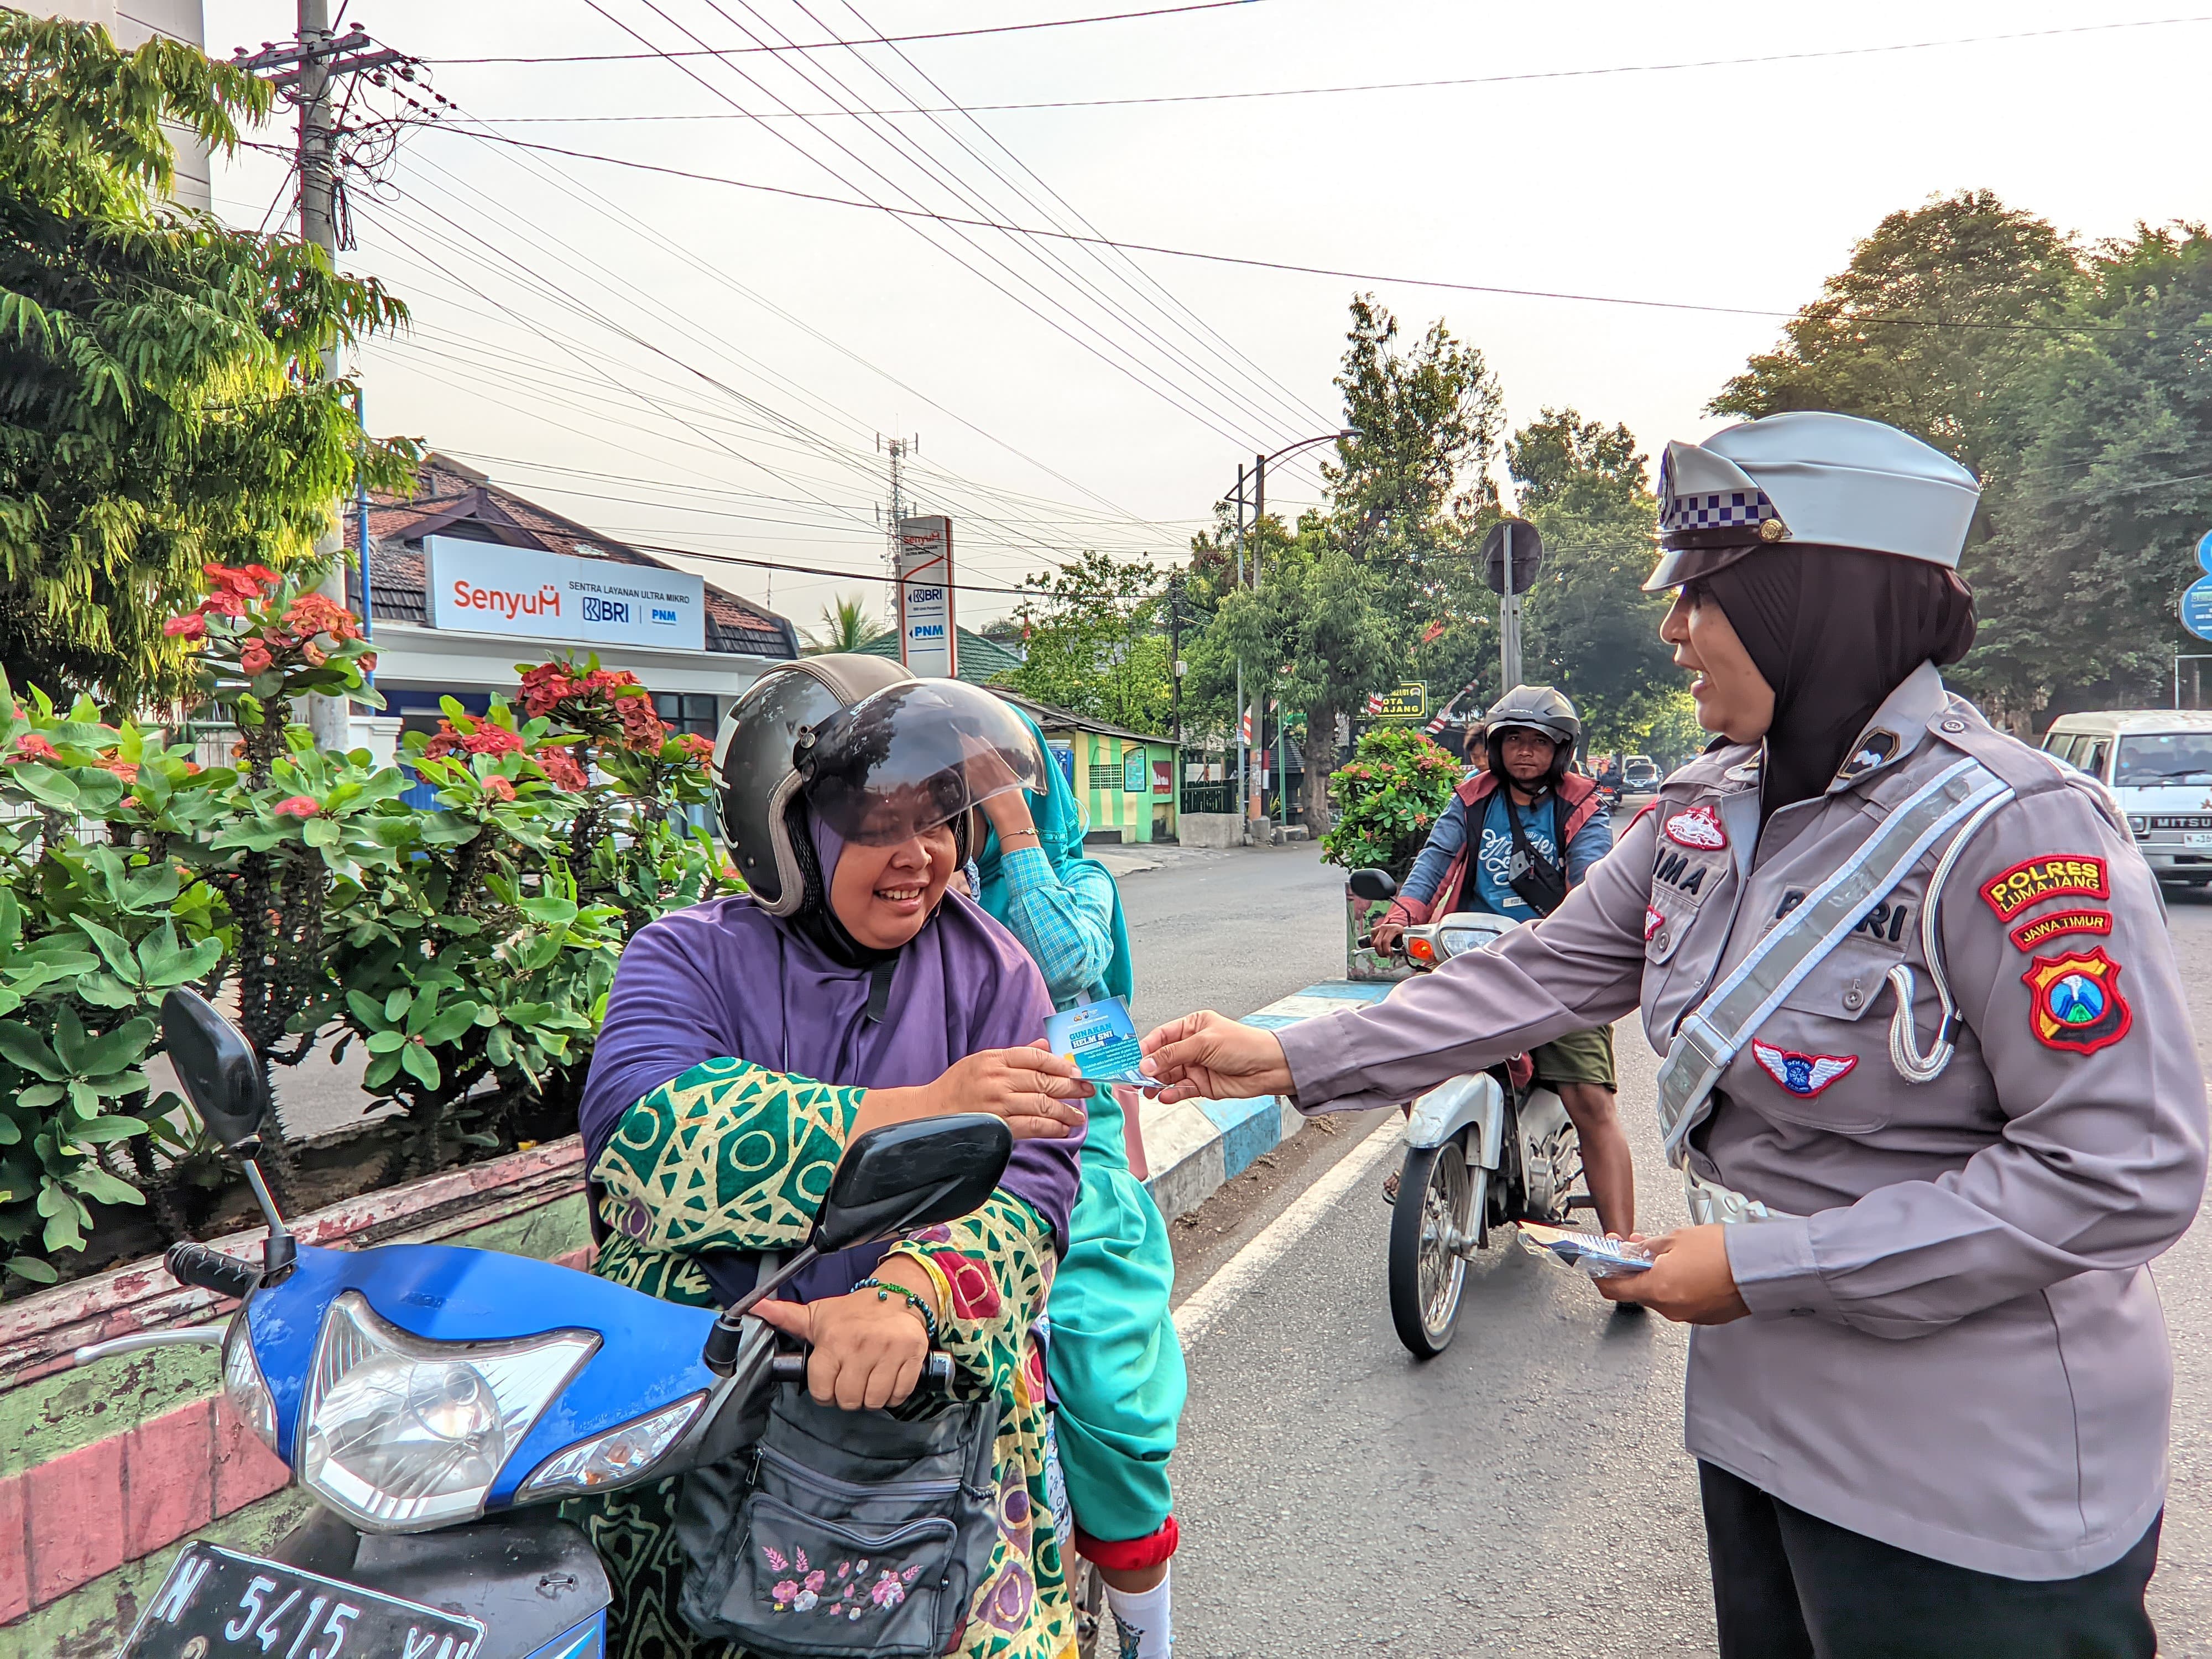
[533, 747, 588, 791]
[421, 721, 462, 760]
[100, 758, 139, 784]
[519, 663, 577, 718]
[617, 693, 666, 752]
[460, 724, 526, 758]
[675, 732, 713, 763]
[300, 639, 327, 667]
[203, 562, 280, 598]
[924, 1249, 1001, 1321]
[163, 613, 207, 640]
[239, 641, 273, 676]
[8, 733, 59, 764]
[282, 593, 362, 643]
[481, 775, 518, 802]
[358, 652, 377, 674]
[201, 591, 247, 620]
[273, 795, 319, 818]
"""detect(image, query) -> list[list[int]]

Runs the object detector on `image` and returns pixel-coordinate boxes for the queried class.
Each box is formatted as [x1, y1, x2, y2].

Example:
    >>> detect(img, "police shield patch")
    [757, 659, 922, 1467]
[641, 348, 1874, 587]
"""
[1663, 804, 1728, 851]
[2022, 947, 2132, 1054]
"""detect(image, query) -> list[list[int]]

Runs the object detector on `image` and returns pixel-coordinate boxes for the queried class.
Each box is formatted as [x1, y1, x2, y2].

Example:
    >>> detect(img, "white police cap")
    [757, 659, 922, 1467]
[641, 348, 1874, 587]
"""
[1643, 411, 1981, 592]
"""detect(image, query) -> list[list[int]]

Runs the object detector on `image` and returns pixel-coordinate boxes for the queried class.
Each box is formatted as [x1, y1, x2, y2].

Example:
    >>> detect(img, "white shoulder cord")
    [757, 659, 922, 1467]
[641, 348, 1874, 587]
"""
[1885, 790, 2014, 1083]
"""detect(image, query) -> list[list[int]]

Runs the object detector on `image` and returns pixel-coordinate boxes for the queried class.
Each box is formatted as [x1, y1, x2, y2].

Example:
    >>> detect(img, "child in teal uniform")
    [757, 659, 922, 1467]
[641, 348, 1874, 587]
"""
[966, 709, 1185, 1659]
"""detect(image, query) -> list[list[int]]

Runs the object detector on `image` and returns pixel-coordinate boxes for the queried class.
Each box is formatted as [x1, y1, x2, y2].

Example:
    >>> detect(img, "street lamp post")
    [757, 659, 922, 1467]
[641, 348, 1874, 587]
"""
[1238, 430, 1356, 831]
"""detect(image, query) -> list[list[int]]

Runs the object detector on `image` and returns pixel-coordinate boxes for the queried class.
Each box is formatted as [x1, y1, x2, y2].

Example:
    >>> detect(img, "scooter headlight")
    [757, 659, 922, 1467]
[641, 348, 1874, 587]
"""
[1436, 926, 1486, 959]
[297, 1291, 597, 1532]
[221, 1314, 278, 1454]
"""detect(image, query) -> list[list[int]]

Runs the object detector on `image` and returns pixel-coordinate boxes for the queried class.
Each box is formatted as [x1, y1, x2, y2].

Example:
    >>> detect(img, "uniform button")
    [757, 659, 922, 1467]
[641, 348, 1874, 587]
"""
[1939, 718, 1966, 733]
[1843, 986, 1865, 1010]
[1655, 931, 1670, 950]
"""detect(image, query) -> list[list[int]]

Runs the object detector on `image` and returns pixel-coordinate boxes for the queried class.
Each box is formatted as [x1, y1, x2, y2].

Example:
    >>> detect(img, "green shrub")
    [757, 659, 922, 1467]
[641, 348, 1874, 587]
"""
[0, 567, 719, 1293]
[1318, 726, 1464, 881]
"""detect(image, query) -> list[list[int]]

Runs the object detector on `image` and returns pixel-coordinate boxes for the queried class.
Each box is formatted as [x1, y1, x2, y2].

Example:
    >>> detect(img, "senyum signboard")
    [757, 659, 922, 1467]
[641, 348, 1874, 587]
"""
[426, 536, 706, 653]
[896, 514, 958, 679]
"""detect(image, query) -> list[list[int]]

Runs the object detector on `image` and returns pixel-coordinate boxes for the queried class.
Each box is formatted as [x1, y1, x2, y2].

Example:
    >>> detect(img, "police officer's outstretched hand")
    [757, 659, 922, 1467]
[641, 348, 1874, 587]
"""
[1140, 1010, 1293, 1103]
[1596, 1225, 1750, 1324]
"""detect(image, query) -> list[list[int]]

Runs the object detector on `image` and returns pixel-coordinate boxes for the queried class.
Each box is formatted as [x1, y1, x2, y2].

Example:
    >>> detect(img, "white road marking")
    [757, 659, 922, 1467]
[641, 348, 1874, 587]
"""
[1172, 1114, 1404, 1347]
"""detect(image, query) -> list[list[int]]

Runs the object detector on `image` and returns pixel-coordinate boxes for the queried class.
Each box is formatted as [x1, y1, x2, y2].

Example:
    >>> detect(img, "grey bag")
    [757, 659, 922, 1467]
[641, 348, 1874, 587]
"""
[676, 1382, 1003, 1658]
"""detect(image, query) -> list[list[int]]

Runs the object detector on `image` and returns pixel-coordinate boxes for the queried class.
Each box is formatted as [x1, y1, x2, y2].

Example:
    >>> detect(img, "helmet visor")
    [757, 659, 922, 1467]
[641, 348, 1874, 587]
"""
[800, 680, 1048, 847]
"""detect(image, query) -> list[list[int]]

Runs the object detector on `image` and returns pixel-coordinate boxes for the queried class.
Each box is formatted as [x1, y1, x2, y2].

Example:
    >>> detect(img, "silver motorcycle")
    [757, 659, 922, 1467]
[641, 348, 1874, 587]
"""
[1348, 869, 1593, 1357]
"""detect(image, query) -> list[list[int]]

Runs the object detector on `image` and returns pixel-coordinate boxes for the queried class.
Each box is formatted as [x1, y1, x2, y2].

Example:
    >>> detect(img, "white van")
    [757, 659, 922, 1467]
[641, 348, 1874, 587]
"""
[2039, 709, 2212, 886]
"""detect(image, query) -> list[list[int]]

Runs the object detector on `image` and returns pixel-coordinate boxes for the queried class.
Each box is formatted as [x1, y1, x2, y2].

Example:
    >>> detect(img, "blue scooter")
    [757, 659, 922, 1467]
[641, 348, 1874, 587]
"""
[84, 989, 1010, 1659]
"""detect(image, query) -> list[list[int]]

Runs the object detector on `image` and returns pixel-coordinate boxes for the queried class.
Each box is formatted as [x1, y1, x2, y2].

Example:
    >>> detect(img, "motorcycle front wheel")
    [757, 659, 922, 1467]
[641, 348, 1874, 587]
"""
[1388, 1136, 1485, 1357]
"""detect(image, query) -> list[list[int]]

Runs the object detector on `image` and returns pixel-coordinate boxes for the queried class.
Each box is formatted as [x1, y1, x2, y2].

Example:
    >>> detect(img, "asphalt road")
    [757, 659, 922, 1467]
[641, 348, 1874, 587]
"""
[1163, 882, 2212, 1657]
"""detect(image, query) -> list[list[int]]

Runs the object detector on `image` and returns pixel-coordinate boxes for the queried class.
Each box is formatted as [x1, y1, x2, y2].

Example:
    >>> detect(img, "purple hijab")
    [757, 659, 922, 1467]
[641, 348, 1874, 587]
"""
[580, 817, 1083, 1300]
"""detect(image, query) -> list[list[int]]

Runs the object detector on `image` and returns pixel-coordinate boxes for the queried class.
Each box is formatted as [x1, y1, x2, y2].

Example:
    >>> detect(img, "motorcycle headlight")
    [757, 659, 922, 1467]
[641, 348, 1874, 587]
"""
[519, 1391, 708, 1500]
[297, 1291, 597, 1532]
[1437, 926, 1488, 959]
[222, 1316, 278, 1454]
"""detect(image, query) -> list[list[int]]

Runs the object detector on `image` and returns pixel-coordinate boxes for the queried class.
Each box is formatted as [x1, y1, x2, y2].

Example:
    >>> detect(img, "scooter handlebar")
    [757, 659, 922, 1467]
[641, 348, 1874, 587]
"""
[769, 1352, 956, 1390]
[165, 1241, 262, 1301]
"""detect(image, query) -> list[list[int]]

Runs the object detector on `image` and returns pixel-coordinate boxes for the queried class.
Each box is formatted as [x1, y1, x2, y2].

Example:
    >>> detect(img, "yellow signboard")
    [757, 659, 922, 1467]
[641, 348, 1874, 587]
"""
[1373, 683, 1428, 721]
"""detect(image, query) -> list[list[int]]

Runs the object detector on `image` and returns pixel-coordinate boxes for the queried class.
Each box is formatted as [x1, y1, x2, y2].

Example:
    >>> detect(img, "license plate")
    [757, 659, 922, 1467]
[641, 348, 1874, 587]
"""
[2187, 833, 2212, 847]
[119, 1542, 487, 1659]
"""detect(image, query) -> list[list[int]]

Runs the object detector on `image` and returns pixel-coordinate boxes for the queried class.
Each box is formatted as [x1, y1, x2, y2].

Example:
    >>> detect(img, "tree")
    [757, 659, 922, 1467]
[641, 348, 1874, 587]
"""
[1507, 409, 1674, 750]
[801, 593, 888, 654]
[1004, 550, 1171, 733]
[1709, 189, 2081, 475]
[0, 14, 413, 709]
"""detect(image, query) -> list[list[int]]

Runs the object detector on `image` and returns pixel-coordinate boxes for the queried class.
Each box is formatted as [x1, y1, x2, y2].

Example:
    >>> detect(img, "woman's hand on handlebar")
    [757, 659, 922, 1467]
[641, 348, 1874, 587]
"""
[753, 1286, 931, 1410]
[1139, 1011, 1293, 1104]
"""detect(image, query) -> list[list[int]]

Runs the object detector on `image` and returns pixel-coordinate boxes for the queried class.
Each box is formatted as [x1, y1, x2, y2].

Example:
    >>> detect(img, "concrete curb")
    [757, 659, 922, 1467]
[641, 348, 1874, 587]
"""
[1137, 978, 1394, 1220]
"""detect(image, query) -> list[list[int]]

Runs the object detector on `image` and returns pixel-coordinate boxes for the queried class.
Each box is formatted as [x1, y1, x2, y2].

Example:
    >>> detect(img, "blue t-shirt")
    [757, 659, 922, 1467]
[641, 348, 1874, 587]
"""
[1472, 792, 1563, 917]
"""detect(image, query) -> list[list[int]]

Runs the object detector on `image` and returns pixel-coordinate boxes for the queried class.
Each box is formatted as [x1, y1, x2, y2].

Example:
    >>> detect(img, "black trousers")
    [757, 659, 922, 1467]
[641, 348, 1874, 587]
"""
[1700, 1463, 2161, 1659]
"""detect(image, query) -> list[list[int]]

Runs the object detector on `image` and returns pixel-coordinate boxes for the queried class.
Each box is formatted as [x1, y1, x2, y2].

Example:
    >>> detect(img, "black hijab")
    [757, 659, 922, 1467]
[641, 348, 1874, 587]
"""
[1697, 546, 1976, 821]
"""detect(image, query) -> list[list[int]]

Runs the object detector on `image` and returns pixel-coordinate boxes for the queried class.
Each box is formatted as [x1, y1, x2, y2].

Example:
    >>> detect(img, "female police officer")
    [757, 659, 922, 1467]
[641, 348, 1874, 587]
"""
[1140, 411, 2207, 1656]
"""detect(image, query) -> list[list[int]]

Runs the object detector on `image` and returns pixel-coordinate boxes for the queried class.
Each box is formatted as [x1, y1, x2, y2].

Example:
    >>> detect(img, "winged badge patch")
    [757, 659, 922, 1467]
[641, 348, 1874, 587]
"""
[1750, 1040, 1858, 1098]
[1663, 805, 1728, 851]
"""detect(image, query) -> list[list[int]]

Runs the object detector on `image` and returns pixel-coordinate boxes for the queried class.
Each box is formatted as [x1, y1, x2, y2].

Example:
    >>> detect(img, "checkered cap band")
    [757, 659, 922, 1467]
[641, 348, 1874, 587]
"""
[1658, 488, 1780, 532]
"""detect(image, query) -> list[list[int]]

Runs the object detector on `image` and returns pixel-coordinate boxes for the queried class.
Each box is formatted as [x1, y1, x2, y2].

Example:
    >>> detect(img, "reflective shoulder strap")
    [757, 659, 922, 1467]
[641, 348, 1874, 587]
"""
[1655, 758, 2012, 1166]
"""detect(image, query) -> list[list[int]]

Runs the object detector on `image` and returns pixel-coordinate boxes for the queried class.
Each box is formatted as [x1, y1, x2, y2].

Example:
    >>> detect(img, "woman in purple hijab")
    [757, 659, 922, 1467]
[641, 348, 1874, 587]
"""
[568, 669, 1093, 1659]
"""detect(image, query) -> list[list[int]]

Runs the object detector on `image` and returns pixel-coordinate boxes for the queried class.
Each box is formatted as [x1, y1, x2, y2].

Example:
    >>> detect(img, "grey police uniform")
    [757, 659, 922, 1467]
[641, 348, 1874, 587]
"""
[1275, 415, 2209, 1587]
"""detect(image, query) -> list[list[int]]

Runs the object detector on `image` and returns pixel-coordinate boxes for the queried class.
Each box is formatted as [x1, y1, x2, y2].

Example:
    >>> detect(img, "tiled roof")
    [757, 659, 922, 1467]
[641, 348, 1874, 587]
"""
[856, 626, 1025, 686]
[989, 687, 1172, 746]
[343, 455, 797, 660]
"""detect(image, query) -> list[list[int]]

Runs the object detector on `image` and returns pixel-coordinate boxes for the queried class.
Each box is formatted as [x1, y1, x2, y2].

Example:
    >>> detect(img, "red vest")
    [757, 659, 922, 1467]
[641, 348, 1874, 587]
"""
[1398, 770, 1604, 923]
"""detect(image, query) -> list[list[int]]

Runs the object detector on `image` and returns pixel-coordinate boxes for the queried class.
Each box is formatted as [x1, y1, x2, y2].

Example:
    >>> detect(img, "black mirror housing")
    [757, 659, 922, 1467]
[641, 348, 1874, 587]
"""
[161, 988, 270, 1153]
[1347, 868, 1397, 903]
[813, 1115, 1012, 1254]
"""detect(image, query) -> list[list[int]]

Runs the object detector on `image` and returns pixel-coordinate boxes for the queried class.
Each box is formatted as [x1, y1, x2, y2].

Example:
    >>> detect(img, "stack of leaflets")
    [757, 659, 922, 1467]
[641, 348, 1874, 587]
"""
[1516, 1221, 1654, 1280]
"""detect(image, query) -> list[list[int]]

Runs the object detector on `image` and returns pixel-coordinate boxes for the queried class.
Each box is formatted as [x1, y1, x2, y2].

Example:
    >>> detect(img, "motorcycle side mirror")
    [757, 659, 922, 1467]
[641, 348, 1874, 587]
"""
[700, 1115, 1014, 1377]
[812, 1115, 1013, 1254]
[1348, 868, 1397, 903]
[161, 988, 270, 1154]
[160, 988, 294, 1279]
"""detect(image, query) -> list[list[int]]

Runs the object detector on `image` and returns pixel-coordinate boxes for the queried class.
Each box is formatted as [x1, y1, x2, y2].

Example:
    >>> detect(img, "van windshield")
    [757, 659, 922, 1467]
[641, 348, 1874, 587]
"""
[2112, 733, 2212, 787]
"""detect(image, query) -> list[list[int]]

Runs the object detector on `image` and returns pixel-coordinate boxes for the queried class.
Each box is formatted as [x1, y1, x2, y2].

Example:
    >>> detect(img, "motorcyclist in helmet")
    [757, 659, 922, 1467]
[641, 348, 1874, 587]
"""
[1368, 686, 1635, 1238]
[572, 659, 1094, 1659]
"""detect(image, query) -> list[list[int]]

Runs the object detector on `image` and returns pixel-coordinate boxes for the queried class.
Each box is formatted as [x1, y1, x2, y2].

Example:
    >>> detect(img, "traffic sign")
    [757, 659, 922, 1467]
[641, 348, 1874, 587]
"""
[1370, 682, 1429, 721]
[1482, 519, 1544, 596]
[2183, 575, 2212, 642]
[2198, 529, 2212, 575]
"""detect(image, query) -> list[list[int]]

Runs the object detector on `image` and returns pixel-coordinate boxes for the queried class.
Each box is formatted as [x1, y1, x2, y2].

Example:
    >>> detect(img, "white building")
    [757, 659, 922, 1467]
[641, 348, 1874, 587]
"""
[343, 455, 797, 768]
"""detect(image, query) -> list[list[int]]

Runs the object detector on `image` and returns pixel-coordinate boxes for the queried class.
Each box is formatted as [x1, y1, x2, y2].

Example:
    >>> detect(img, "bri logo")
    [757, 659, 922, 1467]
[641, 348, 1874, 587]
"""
[582, 596, 631, 624]
[452, 580, 560, 621]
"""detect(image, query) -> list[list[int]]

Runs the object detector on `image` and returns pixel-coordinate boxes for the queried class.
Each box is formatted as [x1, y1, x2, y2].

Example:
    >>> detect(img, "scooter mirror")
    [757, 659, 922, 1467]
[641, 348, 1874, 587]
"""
[1348, 867, 1397, 904]
[812, 1114, 1012, 1254]
[160, 988, 271, 1154]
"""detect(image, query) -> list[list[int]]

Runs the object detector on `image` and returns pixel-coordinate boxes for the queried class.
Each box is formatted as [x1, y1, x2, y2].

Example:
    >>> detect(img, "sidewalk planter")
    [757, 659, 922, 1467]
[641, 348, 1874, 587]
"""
[1345, 886, 1413, 983]
[0, 1137, 593, 1657]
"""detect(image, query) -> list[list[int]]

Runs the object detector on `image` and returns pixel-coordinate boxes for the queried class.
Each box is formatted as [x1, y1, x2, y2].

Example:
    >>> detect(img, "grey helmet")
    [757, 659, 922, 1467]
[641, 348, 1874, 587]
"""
[714, 654, 915, 915]
[1483, 684, 1582, 790]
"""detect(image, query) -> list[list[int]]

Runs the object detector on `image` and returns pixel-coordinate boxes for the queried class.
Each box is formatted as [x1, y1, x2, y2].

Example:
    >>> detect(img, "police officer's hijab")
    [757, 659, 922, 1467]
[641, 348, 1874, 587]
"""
[1697, 547, 1976, 821]
[1646, 413, 1985, 823]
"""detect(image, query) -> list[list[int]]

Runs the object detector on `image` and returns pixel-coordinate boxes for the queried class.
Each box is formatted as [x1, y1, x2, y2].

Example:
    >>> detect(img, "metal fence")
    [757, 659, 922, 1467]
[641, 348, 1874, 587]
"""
[1181, 780, 1238, 816]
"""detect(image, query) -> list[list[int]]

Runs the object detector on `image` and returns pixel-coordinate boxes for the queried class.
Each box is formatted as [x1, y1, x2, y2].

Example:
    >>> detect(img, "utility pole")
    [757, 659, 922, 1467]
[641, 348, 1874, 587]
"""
[879, 434, 914, 622]
[1499, 519, 1523, 692]
[1249, 452, 1267, 826]
[234, 11, 412, 752]
[1233, 464, 1247, 831]
[1168, 571, 1184, 752]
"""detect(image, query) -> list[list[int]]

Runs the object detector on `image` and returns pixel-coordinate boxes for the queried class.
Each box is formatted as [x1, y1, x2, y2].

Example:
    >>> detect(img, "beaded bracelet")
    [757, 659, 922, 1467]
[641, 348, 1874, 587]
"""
[852, 1276, 938, 1345]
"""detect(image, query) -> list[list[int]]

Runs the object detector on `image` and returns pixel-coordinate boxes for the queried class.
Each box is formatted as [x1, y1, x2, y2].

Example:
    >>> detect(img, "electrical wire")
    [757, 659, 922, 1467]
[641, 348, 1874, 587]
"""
[424, 0, 1260, 64]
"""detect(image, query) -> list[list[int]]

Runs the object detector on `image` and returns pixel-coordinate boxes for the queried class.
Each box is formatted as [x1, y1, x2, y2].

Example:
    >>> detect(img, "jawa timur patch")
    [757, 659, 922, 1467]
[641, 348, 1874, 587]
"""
[2009, 910, 2114, 953]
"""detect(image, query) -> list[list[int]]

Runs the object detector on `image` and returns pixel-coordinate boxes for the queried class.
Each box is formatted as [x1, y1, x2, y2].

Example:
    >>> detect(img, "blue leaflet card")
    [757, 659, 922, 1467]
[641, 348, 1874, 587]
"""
[1045, 996, 1147, 1089]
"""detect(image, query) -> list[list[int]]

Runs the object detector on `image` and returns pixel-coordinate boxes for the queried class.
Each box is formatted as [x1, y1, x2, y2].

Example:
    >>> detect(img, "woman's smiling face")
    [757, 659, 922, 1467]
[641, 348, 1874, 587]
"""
[828, 826, 958, 950]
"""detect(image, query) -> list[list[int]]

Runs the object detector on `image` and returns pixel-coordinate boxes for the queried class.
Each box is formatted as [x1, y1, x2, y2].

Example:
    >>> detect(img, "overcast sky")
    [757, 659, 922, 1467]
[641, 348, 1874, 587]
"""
[202, 0, 2212, 634]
